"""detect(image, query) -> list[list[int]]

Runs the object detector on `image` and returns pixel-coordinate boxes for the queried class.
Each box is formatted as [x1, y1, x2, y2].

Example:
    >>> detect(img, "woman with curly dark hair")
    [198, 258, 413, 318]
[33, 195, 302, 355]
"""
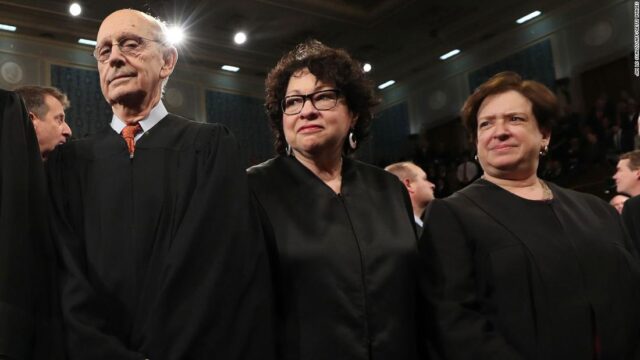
[248, 40, 428, 360]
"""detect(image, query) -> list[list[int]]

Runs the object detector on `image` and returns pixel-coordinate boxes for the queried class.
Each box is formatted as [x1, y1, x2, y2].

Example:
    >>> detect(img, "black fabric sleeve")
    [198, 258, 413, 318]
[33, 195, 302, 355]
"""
[141, 125, 276, 360]
[0, 90, 61, 359]
[421, 199, 524, 360]
[46, 146, 146, 360]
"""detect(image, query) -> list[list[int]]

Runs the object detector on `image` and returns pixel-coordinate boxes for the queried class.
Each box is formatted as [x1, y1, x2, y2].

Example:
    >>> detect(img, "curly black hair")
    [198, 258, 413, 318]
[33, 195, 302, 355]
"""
[264, 39, 380, 155]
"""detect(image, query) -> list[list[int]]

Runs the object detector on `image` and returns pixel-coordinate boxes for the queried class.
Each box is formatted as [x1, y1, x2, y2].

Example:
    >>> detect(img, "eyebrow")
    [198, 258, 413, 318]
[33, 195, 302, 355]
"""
[478, 111, 529, 120]
[285, 85, 335, 96]
[97, 32, 143, 46]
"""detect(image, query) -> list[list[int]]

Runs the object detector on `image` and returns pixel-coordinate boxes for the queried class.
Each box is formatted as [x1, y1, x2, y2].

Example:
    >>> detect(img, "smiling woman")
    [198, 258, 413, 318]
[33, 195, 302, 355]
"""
[248, 40, 430, 360]
[422, 71, 640, 359]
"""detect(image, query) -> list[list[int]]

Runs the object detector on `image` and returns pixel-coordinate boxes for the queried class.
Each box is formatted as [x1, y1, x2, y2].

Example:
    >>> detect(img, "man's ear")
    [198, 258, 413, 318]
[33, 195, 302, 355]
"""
[160, 47, 178, 79]
[29, 112, 39, 129]
[403, 178, 414, 193]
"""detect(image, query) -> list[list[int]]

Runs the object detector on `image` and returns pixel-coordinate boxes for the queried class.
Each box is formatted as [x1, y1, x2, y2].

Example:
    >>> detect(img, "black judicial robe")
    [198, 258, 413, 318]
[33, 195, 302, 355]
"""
[47, 114, 275, 360]
[422, 178, 640, 360]
[0, 90, 64, 359]
[247, 156, 427, 360]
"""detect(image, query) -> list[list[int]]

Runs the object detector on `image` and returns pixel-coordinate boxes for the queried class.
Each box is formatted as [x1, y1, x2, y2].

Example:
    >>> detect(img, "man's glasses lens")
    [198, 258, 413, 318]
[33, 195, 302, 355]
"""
[94, 37, 151, 62]
[282, 89, 340, 115]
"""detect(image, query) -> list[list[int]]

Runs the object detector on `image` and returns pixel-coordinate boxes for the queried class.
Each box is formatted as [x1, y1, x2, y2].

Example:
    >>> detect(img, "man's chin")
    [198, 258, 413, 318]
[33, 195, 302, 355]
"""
[108, 90, 147, 108]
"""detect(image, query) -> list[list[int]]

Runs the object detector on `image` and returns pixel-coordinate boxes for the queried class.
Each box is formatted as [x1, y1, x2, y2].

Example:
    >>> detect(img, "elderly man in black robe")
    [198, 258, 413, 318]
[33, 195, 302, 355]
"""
[46, 9, 274, 360]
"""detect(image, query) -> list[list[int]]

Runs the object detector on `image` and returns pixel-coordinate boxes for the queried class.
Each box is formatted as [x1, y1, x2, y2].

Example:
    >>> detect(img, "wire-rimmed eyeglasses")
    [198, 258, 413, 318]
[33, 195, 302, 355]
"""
[281, 89, 341, 115]
[93, 35, 164, 63]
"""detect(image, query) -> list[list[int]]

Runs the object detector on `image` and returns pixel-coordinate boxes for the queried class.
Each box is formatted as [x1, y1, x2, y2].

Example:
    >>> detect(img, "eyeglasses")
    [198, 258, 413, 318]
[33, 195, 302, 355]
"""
[93, 35, 163, 63]
[281, 89, 341, 115]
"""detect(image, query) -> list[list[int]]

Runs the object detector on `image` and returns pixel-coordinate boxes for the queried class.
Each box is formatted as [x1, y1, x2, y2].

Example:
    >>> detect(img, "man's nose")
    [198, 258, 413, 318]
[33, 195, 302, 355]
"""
[61, 122, 72, 137]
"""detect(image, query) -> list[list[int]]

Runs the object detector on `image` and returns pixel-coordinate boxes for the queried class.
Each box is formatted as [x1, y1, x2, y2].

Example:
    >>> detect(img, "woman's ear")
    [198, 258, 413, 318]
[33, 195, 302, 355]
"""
[350, 113, 359, 128]
[541, 128, 552, 143]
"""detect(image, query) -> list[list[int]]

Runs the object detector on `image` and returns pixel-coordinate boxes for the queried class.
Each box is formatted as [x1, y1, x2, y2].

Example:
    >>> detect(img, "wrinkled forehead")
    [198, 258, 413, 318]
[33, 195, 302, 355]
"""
[97, 10, 162, 44]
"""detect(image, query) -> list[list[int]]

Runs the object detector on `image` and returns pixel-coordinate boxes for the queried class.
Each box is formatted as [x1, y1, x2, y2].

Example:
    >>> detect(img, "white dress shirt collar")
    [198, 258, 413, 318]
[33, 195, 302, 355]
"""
[110, 101, 168, 140]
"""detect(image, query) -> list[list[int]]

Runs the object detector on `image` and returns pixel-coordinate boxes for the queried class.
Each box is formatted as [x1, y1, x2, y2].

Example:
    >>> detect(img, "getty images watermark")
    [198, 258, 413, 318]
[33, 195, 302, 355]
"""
[635, 1, 639, 76]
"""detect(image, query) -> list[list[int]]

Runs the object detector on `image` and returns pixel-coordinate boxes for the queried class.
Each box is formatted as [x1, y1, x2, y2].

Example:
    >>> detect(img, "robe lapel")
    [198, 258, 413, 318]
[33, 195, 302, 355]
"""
[456, 179, 547, 255]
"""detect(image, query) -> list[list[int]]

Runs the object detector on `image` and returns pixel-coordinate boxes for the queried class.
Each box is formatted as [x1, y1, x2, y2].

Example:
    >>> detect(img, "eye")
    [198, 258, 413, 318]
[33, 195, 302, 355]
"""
[510, 115, 525, 122]
[97, 46, 111, 57]
[313, 91, 336, 101]
[284, 97, 303, 108]
[478, 120, 490, 129]
[120, 38, 142, 51]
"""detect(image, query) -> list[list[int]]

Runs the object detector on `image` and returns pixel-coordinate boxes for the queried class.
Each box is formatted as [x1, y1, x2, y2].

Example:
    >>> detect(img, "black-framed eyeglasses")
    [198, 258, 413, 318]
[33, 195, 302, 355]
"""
[281, 89, 341, 115]
[93, 35, 164, 63]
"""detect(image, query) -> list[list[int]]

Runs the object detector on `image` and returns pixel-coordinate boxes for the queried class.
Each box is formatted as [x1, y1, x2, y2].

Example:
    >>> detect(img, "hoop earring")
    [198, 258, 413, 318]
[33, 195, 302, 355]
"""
[539, 144, 549, 156]
[286, 144, 292, 156]
[348, 131, 357, 150]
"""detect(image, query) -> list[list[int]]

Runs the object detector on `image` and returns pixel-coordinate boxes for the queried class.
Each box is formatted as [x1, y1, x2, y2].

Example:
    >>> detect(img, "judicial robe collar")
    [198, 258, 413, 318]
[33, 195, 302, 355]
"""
[110, 100, 168, 140]
[279, 154, 359, 197]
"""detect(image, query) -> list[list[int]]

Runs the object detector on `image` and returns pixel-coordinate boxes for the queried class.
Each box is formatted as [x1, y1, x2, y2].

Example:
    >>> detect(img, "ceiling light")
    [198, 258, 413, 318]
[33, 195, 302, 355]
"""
[221, 65, 240, 72]
[0, 24, 17, 32]
[69, 3, 82, 16]
[516, 11, 541, 24]
[363, 63, 372, 72]
[439, 49, 461, 60]
[378, 80, 395, 90]
[78, 38, 97, 46]
[234, 32, 247, 45]
[165, 25, 185, 45]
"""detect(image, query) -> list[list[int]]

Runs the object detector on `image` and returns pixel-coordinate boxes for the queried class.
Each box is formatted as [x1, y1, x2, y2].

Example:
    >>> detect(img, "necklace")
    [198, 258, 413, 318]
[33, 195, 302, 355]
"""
[539, 179, 553, 200]
[482, 175, 553, 201]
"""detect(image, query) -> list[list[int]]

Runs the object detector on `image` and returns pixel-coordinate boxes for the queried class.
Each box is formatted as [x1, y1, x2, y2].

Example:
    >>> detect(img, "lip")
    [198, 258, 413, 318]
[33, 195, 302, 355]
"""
[297, 125, 323, 133]
[108, 73, 135, 84]
[490, 144, 516, 151]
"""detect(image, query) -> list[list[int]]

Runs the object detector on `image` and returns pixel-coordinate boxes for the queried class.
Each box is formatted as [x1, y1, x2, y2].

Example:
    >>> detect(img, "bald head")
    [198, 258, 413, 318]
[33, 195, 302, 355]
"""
[95, 9, 177, 121]
[98, 9, 164, 43]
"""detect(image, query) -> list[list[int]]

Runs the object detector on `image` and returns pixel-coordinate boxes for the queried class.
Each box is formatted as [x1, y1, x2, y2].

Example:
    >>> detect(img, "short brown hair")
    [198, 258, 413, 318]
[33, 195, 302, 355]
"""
[385, 161, 420, 181]
[264, 39, 380, 155]
[14, 85, 70, 118]
[461, 71, 559, 142]
[620, 150, 640, 170]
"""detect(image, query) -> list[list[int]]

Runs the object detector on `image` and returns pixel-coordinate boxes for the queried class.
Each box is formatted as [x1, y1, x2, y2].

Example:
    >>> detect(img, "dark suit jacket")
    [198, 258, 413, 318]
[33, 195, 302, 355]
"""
[421, 178, 640, 360]
[0, 89, 64, 359]
[622, 195, 640, 253]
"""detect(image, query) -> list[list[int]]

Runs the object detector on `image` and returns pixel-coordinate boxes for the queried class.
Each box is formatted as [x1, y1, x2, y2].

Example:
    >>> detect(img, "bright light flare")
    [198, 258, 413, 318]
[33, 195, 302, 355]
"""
[78, 38, 97, 46]
[221, 65, 240, 72]
[0, 24, 17, 32]
[69, 3, 82, 16]
[378, 80, 395, 90]
[363, 63, 372, 72]
[166, 25, 185, 45]
[516, 11, 542, 24]
[234, 32, 247, 45]
[439, 49, 461, 60]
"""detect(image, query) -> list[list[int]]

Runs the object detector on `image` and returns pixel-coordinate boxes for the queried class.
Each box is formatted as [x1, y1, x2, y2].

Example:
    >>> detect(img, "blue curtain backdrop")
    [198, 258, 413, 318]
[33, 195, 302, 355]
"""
[205, 90, 274, 167]
[50, 64, 112, 137]
[468, 39, 555, 92]
[359, 101, 410, 167]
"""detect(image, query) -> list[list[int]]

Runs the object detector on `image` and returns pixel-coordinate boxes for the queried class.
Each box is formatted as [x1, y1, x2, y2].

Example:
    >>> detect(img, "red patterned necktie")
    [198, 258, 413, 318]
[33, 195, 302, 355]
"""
[122, 123, 142, 158]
